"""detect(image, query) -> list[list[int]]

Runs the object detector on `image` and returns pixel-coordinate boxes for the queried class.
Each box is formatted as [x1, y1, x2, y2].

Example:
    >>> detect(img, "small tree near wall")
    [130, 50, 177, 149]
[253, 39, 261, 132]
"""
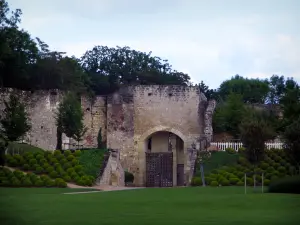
[56, 92, 87, 149]
[0, 93, 31, 142]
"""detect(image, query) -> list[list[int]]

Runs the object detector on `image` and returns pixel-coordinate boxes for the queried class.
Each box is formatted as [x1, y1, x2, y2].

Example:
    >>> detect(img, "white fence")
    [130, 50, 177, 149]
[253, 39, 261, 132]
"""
[210, 142, 283, 151]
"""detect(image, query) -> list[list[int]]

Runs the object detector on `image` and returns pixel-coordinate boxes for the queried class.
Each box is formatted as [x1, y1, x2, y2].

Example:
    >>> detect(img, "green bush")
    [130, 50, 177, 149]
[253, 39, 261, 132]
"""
[49, 171, 58, 179]
[273, 162, 280, 169]
[35, 166, 44, 174]
[70, 171, 78, 179]
[63, 162, 72, 170]
[71, 159, 79, 166]
[246, 177, 254, 186]
[29, 158, 38, 166]
[34, 179, 44, 187]
[28, 173, 38, 182]
[54, 163, 60, 169]
[55, 178, 67, 188]
[11, 177, 21, 187]
[260, 162, 269, 170]
[13, 170, 24, 179]
[39, 158, 47, 165]
[191, 177, 202, 186]
[271, 176, 279, 182]
[54, 150, 62, 156]
[63, 175, 71, 182]
[278, 166, 286, 173]
[46, 166, 54, 174]
[49, 158, 58, 165]
[273, 155, 282, 163]
[35, 154, 43, 161]
[237, 157, 249, 166]
[210, 181, 219, 187]
[67, 155, 75, 162]
[7, 158, 18, 167]
[74, 150, 81, 157]
[238, 147, 246, 153]
[268, 176, 300, 194]
[236, 181, 244, 186]
[22, 178, 32, 187]
[229, 177, 239, 185]
[225, 147, 236, 154]
[266, 167, 275, 173]
[264, 179, 270, 186]
[74, 165, 83, 173]
[45, 179, 55, 187]
[64, 150, 71, 157]
[60, 158, 68, 165]
[67, 167, 75, 174]
[220, 179, 230, 186]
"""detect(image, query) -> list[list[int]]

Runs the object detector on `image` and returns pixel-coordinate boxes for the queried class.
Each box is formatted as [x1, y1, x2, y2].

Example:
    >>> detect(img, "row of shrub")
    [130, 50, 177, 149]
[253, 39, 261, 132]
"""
[5, 150, 95, 186]
[192, 148, 295, 187]
[0, 167, 67, 187]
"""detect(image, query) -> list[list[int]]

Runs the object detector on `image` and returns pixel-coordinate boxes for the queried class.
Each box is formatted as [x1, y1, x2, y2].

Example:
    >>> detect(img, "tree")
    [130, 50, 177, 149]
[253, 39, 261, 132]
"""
[267, 75, 286, 104]
[0, 92, 31, 142]
[56, 92, 87, 148]
[97, 127, 103, 149]
[239, 112, 275, 174]
[282, 117, 300, 174]
[198, 81, 216, 100]
[217, 75, 270, 103]
[80, 45, 191, 95]
[212, 93, 246, 138]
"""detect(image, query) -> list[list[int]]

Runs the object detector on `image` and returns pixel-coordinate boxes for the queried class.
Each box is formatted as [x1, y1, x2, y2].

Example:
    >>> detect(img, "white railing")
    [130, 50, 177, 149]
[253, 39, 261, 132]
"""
[210, 142, 283, 151]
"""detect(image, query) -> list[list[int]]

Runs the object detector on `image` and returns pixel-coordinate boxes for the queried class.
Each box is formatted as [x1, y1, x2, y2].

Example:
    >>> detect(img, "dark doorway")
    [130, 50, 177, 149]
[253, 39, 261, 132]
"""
[146, 152, 173, 187]
[177, 164, 184, 186]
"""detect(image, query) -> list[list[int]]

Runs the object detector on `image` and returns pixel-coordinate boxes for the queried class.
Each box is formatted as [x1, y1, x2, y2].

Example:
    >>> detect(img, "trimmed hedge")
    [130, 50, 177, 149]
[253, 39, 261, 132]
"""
[268, 176, 300, 194]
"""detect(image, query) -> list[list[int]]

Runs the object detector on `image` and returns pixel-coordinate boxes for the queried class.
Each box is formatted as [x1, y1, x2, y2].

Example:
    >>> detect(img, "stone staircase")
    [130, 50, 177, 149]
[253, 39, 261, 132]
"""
[96, 149, 125, 187]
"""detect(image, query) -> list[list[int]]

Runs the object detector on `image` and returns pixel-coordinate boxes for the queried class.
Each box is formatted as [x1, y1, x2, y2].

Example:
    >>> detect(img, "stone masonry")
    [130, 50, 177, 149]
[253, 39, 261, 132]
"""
[0, 85, 215, 186]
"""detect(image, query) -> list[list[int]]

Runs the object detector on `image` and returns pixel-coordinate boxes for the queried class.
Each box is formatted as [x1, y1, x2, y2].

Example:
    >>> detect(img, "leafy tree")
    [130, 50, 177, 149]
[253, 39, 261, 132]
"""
[267, 75, 286, 104]
[198, 81, 216, 100]
[56, 92, 87, 148]
[239, 113, 275, 169]
[217, 75, 270, 103]
[282, 117, 300, 174]
[97, 127, 103, 149]
[212, 93, 246, 138]
[80, 46, 191, 95]
[0, 92, 31, 141]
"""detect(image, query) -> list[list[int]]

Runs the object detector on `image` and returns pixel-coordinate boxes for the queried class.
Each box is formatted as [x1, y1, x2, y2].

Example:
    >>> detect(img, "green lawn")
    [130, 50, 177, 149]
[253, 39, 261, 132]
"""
[0, 187, 299, 225]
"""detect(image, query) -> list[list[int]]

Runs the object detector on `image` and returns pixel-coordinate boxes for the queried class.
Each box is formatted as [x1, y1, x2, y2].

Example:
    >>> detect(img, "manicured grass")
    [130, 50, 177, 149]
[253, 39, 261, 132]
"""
[0, 187, 299, 225]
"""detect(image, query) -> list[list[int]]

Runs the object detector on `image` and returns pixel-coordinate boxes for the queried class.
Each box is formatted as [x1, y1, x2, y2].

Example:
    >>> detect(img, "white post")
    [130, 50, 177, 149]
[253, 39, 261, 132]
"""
[244, 173, 247, 194]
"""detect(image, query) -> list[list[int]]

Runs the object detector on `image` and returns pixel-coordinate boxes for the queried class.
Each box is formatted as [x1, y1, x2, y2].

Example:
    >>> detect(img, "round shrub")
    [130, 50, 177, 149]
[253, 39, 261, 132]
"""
[53, 163, 60, 168]
[225, 147, 236, 154]
[63, 162, 72, 170]
[237, 181, 244, 186]
[21, 163, 29, 171]
[264, 179, 270, 186]
[238, 147, 246, 153]
[67, 167, 75, 174]
[54, 150, 62, 156]
[71, 159, 79, 166]
[27, 173, 38, 182]
[77, 171, 85, 176]
[246, 177, 254, 186]
[260, 162, 269, 170]
[229, 177, 239, 185]
[55, 153, 64, 161]
[7, 158, 18, 167]
[24, 152, 34, 160]
[220, 179, 230, 186]
[22, 178, 33, 187]
[55, 178, 67, 188]
[64, 150, 71, 157]
[63, 175, 71, 182]
[191, 177, 202, 186]
[274, 155, 282, 163]
[35, 154, 43, 161]
[70, 171, 78, 179]
[236, 171, 245, 179]
[39, 158, 47, 165]
[60, 158, 68, 165]
[0, 179, 10, 187]
[74, 165, 83, 173]
[266, 167, 275, 173]
[49, 158, 58, 165]
[29, 158, 38, 166]
[56, 166, 64, 173]
[273, 162, 280, 169]
[34, 179, 44, 187]
[49, 171, 58, 179]
[279, 160, 286, 166]
[42, 163, 50, 169]
[210, 181, 219, 187]
[46, 166, 54, 174]
[45, 179, 55, 187]
[271, 176, 279, 182]
[35, 166, 44, 174]
[11, 177, 21, 187]
[13, 170, 24, 179]
[238, 157, 249, 166]
[74, 150, 81, 157]
[67, 154, 75, 162]
[278, 166, 286, 173]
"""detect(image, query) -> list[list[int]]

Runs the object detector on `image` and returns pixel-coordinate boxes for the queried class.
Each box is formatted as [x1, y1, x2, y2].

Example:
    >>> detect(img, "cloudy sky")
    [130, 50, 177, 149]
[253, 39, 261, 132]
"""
[9, 0, 300, 88]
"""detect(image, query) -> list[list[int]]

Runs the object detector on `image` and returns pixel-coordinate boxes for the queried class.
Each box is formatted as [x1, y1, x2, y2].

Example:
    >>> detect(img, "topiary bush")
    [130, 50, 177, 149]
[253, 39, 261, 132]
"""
[210, 181, 218, 187]
[22, 178, 32, 187]
[191, 177, 202, 186]
[238, 147, 246, 153]
[260, 162, 269, 170]
[63, 175, 71, 182]
[55, 178, 67, 188]
[236, 181, 244, 186]
[229, 177, 239, 185]
[268, 176, 300, 194]
[225, 147, 236, 154]
[64, 150, 71, 157]
[74, 150, 81, 157]
[220, 179, 230, 186]
[49, 171, 58, 179]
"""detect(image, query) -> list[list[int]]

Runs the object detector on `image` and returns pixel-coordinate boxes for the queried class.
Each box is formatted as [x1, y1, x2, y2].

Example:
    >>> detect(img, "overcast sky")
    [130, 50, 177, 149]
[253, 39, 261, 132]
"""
[9, 0, 300, 88]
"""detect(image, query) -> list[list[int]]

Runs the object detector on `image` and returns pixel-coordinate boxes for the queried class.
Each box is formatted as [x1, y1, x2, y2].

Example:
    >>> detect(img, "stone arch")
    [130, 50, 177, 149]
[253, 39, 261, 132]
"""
[137, 126, 187, 144]
[136, 126, 187, 187]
